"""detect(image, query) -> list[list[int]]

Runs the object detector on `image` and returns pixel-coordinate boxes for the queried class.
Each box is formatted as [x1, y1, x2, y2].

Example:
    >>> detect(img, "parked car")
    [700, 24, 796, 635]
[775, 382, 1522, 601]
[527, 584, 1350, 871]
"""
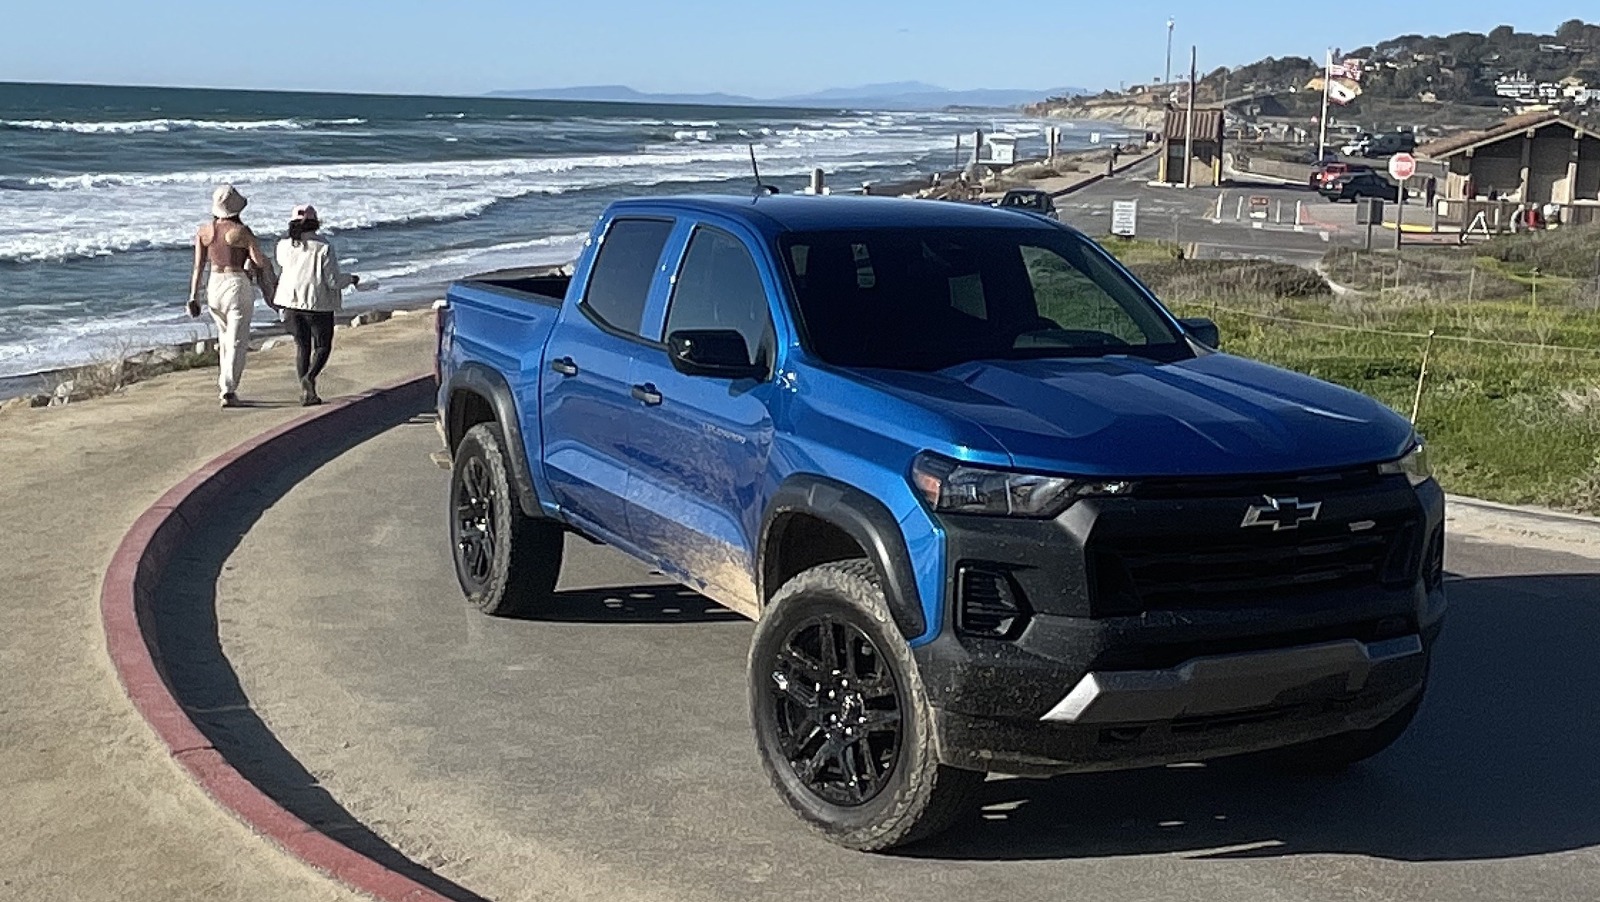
[1321, 170, 1400, 202]
[1341, 133, 1374, 156]
[435, 194, 1445, 851]
[995, 188, 1059, 219]
[1361, 132, 1418, 158]
[1308, 160, 1371, 189]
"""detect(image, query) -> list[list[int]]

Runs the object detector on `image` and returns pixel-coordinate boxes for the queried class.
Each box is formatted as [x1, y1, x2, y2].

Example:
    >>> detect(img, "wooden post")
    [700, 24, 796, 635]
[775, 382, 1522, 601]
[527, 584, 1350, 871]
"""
[1467, 263, 1476, 303]
[1410, 329, 1436, 425]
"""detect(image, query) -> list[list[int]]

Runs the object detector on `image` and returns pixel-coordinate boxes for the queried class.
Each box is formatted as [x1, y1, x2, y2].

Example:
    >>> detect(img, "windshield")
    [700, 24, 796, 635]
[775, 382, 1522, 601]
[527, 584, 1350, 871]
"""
[778, 227, 1187, 370]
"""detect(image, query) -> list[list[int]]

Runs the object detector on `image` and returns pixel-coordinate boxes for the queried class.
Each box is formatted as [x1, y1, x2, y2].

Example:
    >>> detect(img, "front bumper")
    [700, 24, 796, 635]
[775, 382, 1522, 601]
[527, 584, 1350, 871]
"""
[908, 473, 1446, 775]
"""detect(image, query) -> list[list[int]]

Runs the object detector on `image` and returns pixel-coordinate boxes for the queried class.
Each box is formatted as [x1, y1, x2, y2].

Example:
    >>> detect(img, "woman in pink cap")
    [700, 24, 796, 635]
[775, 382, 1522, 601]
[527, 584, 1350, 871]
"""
[272, 204, 360, 405]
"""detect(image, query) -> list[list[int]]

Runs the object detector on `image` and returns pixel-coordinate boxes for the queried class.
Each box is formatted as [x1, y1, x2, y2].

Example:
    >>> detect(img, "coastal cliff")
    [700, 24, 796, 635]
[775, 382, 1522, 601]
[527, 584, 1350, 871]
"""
[1023, 97, 1167, 130]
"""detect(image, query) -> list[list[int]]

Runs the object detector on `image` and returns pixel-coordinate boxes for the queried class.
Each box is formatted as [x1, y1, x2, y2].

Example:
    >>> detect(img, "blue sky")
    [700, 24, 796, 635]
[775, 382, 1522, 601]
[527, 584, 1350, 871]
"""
[0, 1, 1586, 97]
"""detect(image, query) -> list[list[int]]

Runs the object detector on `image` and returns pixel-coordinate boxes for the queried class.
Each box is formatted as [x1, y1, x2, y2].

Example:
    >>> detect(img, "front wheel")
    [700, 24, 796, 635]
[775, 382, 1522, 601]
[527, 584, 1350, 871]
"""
[749, 560, 982, 851]
[449, 422, 563, 617]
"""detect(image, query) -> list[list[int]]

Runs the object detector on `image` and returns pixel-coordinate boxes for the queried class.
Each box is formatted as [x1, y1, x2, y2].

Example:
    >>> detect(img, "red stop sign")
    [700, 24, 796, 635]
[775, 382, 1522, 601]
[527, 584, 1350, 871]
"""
[1389, 152, 1416, 181]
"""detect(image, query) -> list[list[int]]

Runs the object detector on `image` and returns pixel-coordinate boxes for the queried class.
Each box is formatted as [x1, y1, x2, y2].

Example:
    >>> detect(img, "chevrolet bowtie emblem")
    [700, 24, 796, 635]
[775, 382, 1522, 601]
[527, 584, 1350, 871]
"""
[1241, 495, 1322, 531]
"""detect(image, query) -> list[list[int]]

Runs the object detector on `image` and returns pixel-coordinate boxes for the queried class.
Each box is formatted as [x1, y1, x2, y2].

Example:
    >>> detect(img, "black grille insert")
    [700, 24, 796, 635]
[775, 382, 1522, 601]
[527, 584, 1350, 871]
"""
[1092, 516, 1421, 613]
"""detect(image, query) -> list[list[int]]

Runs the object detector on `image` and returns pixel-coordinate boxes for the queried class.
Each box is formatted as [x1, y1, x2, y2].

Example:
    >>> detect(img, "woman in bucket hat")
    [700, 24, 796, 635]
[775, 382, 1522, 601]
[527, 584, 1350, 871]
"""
[271, 204, 360, 406]
[187, 184, 275, 408]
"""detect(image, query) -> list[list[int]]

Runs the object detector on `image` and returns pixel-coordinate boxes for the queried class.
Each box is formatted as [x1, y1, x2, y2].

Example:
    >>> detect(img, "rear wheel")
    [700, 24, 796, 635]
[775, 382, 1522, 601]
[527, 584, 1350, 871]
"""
[449, 422, 562, 617]
[749, 560, 982, 851]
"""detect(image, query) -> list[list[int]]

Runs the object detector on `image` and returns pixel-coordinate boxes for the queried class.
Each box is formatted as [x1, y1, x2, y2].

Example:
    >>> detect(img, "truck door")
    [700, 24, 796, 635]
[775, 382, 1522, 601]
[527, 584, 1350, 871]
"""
[540, 216, 675, 545]
[625, 224, 780, 615]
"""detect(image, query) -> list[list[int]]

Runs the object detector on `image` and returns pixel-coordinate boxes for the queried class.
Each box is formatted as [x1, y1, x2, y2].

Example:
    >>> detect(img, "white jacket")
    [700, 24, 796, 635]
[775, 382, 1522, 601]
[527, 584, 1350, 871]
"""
[273, 235, 354, 312]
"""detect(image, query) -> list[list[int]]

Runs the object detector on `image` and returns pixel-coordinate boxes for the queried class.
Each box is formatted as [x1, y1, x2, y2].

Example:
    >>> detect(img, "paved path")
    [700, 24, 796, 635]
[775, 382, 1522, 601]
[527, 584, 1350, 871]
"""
[0, 312, 435, 902]
[191, 418, 1600, 902]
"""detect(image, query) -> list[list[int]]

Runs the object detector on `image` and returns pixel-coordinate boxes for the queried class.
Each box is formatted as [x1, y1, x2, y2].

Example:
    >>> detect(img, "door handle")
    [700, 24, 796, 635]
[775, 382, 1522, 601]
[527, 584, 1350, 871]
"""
[550, 357, 579, 376]
[630, 383, 663, 406]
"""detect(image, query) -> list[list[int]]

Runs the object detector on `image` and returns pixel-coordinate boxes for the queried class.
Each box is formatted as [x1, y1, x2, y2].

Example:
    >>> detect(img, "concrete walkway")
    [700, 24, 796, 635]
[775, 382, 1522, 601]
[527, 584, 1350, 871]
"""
[0, 312, 434, 901]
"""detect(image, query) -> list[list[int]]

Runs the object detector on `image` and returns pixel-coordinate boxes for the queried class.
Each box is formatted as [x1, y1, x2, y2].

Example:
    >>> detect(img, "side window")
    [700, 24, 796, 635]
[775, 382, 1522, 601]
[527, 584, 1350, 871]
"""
[665, 227, 776, 371]
[1020, 245, 1151, 345]
[582, 218, 674, 337]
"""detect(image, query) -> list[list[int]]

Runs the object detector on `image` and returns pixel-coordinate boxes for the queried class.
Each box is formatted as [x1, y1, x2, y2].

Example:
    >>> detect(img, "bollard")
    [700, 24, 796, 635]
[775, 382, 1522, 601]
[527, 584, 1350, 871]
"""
[809, 168, 825, 196]
[1235, 196, 1245, 221]
[1295, 200, 1303, 226]
[1274, 200, 1282, 224]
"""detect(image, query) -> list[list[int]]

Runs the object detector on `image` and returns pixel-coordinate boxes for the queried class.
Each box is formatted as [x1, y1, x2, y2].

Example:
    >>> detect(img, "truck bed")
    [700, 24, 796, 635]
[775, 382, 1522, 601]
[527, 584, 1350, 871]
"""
[458, 264, 574, 307]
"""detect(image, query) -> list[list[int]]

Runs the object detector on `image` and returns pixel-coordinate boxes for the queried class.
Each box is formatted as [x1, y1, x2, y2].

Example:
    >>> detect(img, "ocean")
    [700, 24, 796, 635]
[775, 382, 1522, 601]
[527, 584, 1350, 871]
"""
[0, 81, 1106, 381]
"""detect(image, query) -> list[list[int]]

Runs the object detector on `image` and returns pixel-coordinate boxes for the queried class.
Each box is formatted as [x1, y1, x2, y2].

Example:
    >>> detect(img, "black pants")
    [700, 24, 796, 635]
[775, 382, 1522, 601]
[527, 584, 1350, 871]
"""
[286, 309, 335, 382]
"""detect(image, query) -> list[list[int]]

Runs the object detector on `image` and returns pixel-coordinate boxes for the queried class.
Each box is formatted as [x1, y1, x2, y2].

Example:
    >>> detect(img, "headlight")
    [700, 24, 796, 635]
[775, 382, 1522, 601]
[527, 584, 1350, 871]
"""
[910, 452, 1134, 518]
[1379, 443, 1433, 487]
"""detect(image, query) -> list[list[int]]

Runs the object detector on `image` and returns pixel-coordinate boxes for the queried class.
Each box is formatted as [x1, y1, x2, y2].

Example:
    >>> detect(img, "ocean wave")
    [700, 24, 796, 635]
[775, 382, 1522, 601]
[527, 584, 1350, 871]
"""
[0, 112, 1038, 263]
[0, 117, 367, 134]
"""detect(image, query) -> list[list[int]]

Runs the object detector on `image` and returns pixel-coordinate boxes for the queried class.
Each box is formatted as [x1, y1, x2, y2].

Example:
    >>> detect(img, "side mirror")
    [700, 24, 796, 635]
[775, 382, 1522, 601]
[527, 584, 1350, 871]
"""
[1179, 316, 1220, 348]
[667, 329, 763, 379]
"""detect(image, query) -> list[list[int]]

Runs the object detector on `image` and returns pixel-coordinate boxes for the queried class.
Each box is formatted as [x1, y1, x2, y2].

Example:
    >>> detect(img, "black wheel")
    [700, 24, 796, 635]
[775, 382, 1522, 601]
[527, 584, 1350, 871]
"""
[1266, 689, 1423, 775]
[448, 422, 562, 617]
[749, 560, 982, 851]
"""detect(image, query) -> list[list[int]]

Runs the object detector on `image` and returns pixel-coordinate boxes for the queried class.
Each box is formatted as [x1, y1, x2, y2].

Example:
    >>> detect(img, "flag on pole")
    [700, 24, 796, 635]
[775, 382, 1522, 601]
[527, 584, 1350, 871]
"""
[1327, 79, 1359, 104]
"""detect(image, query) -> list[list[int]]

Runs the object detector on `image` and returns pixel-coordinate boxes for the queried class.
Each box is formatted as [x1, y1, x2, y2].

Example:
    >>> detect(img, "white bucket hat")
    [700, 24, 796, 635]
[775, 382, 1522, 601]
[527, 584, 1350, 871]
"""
[211, 184, 247, 218]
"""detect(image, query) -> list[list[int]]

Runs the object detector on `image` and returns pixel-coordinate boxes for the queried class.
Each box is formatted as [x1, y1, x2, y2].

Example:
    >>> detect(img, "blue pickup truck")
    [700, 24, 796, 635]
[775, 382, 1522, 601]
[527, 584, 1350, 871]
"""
[435, 194, 1445, 850]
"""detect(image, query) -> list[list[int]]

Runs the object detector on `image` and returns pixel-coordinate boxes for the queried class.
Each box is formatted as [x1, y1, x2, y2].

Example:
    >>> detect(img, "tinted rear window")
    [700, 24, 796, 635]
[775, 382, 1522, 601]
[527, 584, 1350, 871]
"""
[583, 218, 674, 336]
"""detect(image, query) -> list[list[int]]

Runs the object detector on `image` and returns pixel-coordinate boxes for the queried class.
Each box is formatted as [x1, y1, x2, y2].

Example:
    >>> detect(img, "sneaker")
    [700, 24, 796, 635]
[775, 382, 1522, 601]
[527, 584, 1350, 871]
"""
[220, 392, 240, 408]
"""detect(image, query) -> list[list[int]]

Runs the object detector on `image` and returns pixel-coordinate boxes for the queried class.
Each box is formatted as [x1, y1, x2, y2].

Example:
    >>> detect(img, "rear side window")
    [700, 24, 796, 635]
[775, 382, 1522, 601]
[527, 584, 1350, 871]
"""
[582, 218, 674, 336]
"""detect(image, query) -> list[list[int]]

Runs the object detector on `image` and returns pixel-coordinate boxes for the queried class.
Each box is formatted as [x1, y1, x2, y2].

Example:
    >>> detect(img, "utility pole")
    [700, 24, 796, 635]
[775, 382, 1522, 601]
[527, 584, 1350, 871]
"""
[1316, 47, 1332, 160]
[1182, 45, 1197, 189]
[1165, 18, 1175, 88]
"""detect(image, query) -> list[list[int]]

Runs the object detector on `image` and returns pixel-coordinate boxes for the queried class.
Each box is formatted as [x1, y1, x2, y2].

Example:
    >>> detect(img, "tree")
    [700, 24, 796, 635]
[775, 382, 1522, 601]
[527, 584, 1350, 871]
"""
[1488, 25, 1515, 44]
[1556, 19, 1588, 44]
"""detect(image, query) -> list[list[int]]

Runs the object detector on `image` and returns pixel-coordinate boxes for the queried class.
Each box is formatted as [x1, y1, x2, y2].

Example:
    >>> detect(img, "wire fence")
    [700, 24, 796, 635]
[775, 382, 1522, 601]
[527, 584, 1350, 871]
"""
[1189, 302, 1600, 356]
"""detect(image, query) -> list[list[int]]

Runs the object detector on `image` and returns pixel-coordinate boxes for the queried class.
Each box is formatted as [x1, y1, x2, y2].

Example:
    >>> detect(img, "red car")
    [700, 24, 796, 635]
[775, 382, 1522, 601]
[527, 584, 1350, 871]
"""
[1308, 160, 1371, 189]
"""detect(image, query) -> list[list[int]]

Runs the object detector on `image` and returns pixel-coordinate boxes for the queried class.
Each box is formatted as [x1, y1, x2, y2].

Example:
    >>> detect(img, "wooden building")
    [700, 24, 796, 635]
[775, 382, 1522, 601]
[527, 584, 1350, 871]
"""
[1420, 112, 1600, 210]
[1157, 109, 1225, 187]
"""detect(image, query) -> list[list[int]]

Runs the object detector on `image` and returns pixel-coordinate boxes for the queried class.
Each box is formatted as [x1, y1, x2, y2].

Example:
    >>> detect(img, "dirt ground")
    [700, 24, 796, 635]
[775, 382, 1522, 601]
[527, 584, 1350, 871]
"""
[0, 312, 433, 902]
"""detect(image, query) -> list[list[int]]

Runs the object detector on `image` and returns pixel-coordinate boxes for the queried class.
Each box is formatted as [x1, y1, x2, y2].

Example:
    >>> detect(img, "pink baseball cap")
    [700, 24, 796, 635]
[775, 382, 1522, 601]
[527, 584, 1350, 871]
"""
[291, 204, 319, 221]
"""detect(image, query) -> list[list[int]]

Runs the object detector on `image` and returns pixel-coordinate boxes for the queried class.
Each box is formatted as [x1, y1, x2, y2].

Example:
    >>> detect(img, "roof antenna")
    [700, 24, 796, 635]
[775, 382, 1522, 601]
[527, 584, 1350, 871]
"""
[748, 143, 779, 197]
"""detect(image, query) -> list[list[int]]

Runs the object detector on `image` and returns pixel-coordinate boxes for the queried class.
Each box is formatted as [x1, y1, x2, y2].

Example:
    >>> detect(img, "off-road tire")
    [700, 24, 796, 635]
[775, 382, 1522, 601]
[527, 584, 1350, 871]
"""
[448, 422, 562, 617]
[749, 560, 982, 851]
[1266, 689, 1424, 775]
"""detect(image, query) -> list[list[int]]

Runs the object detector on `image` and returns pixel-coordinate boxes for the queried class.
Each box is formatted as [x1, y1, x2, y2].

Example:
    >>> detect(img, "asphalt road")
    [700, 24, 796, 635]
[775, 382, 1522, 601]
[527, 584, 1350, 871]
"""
[1066, 159, 1373, 266]
[168, 417, 1600, 902]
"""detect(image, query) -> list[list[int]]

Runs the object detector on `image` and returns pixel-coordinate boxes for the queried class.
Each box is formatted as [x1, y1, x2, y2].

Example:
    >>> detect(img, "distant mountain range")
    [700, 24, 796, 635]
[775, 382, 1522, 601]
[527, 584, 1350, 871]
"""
[487, 81, 1086, 111]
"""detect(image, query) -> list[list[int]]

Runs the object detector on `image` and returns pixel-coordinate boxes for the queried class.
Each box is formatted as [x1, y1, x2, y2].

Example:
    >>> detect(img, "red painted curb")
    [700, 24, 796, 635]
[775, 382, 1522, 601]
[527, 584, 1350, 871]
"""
[100, 374, 455, 902]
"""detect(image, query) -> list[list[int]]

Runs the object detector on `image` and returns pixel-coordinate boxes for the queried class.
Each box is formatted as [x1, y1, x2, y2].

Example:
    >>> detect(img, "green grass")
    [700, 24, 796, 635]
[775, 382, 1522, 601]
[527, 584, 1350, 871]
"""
[1096, 241, 1600, 514]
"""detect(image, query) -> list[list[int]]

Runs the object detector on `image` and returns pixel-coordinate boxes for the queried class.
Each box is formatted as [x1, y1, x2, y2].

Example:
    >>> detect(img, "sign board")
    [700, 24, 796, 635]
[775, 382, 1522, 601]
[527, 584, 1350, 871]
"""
[1355, 197, 1384, 225]
[1388, 152, 1416, 181]
[1111, 200, 1138, 237]
[1090, 132, 1101, 145]
[1248, 195, 1270, 219]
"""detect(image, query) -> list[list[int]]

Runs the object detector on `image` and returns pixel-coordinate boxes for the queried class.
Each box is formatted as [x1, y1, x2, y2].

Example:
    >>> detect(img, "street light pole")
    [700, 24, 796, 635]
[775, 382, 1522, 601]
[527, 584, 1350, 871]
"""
[1165, 18, 1175, 88]
[1183, 46, 1197, 189]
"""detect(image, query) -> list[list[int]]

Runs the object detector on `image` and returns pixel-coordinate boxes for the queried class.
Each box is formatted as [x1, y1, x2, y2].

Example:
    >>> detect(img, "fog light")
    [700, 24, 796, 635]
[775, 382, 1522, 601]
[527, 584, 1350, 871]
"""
[956, 567, 1030, 639]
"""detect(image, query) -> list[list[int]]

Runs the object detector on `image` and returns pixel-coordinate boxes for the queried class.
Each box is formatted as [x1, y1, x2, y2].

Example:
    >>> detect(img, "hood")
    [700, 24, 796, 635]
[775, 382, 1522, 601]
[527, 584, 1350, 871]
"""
[854, 353, 1415, 477]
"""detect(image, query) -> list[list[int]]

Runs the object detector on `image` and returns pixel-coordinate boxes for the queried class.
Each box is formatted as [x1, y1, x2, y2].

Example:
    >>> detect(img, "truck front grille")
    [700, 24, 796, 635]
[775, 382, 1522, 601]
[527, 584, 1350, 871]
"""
[1091, 517, 1421, 613]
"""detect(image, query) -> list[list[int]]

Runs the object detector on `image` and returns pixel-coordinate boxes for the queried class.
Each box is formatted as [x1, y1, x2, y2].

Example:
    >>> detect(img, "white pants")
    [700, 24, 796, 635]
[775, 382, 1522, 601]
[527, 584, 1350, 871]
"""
[207, 271, 255, 397]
